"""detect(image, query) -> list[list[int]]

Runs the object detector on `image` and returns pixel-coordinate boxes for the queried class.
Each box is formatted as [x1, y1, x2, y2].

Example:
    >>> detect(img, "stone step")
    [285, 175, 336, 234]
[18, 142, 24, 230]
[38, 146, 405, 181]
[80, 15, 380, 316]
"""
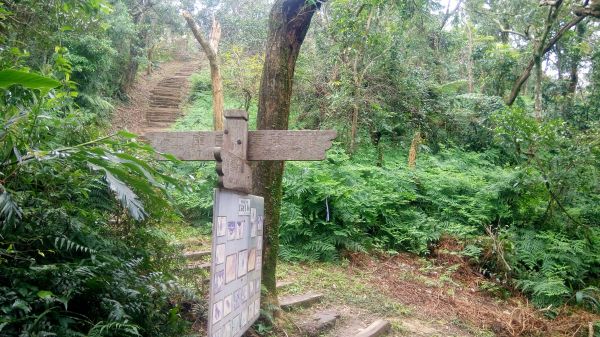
[148, 119, 180, 124]
[185, 262, 211, 270]
[298, 311, 340, 337]
[150, 100, 181, 107]
[156, 84, 185, 89]
[150, 93, 182, 99]
[148, 104, 180, 109]
[149, 97, 181, 102]
[149, 97, 180, 102]
[147, 111, 181, 117]
[148, 121, 173, 126]
[149, 103, 180, 109]
[147, 113, 181, 119]
[280, 293, 323, 310]
[147, 111, 179, 116]
[276, 281, 293, 289]
[147, 108, 179, 114]
[353, 319, 391, 337]
[184, 250, 211, 260]
[147, 112, 181, 118]
[158, 80, 186, 85]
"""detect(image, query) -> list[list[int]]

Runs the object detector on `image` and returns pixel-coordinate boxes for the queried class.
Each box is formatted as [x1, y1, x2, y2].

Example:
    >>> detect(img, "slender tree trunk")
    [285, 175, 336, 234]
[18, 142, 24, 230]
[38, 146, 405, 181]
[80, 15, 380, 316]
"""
[408, 131, 422, 169]
[252, 0, 322, 313]
[568, 24, 586, 95]
[506, 12, 586, 105]
[349, 7, 374, 154]
[534, 57, 543, 119]
[183, 11, 224, 131]
[350, 103, 359, 153]
[122, 11, 147, 92]
[466, 23, 474, 93]
[210, 15, 222, 55]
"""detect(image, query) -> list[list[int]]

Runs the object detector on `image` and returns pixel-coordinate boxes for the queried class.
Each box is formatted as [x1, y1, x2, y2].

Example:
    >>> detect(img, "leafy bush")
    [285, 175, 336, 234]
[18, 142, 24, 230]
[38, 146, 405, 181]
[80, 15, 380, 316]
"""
[0, 67, 191, 336]
[280, 147, 513, 260]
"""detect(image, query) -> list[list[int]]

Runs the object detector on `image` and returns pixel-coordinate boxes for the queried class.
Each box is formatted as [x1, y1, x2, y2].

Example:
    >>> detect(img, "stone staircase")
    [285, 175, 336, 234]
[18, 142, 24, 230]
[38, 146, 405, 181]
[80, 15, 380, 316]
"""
[146, 63, 199, 130]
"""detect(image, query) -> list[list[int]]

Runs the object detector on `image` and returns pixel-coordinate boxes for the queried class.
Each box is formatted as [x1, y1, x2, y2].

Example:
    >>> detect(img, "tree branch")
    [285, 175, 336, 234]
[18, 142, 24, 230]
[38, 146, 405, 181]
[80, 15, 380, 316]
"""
[506, 12, 587, 105]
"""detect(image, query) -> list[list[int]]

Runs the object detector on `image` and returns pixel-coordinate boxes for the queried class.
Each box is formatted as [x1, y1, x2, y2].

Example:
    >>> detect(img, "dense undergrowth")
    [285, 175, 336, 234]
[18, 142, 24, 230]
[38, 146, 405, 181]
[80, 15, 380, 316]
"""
[178, 69, 600, 316]
[2, 0, 600, 335]
[0, 69, 195, 336]
[0, 2, 197, 335]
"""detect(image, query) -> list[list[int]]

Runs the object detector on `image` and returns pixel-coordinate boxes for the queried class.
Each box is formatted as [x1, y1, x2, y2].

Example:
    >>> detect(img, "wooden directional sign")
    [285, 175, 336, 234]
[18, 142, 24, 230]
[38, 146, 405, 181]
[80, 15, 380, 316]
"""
[143, 110, 335, 337]
[143, 110, 337, 193]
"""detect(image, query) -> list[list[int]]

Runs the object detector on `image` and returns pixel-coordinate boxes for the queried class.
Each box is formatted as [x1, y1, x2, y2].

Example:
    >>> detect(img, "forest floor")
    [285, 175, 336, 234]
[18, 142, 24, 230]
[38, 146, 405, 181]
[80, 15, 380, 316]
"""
[173, 229, 600, 337]
[112, 59, 600, 337]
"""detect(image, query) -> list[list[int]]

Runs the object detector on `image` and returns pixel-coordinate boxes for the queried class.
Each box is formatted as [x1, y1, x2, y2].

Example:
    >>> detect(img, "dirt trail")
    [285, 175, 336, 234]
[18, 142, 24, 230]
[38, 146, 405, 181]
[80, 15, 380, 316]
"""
[111, 56, 201, 134]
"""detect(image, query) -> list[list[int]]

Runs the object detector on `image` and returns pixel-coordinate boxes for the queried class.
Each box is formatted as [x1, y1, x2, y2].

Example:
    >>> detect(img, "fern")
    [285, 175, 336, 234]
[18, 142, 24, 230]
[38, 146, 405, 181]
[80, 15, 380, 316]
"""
[87, 321, 141, 337]
[54, 237, 96, 255]
[89, 164, 148, 221]
[0, 187, 22, 230]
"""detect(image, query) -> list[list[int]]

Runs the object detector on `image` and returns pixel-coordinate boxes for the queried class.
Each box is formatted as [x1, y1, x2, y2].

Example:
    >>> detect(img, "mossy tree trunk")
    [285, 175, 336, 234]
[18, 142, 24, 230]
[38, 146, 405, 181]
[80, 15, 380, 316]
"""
[253, 0, 322, 314]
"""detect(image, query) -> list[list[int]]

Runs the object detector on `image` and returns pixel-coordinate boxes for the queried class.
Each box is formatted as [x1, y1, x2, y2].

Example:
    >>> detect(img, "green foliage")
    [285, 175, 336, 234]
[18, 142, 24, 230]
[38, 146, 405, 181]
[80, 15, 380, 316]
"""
[0, 49, 190, 336]
[0, 70, 61, 91]
[279, 147, 513, 261]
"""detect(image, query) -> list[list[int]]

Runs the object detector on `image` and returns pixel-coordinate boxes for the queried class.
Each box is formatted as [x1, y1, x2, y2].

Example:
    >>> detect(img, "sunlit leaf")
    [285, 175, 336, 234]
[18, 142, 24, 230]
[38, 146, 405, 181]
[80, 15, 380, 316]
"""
[0, 69, 60, 90]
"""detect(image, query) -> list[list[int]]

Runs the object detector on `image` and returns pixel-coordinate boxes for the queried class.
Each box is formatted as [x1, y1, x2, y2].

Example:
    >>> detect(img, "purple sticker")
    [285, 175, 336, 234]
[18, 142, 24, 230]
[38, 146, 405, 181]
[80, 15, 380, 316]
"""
[227, 221, 236, 241]
[213, 270, 225, 293]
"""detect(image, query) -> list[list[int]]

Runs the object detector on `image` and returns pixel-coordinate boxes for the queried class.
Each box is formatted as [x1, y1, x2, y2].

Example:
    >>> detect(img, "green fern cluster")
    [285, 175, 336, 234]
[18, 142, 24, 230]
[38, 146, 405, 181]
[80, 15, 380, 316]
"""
[279, 147, 511, 261]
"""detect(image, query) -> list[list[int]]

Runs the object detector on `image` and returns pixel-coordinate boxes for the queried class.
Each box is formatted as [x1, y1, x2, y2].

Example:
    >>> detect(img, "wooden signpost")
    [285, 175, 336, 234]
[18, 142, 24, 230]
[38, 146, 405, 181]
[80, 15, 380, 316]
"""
[143, 110, 336, 337]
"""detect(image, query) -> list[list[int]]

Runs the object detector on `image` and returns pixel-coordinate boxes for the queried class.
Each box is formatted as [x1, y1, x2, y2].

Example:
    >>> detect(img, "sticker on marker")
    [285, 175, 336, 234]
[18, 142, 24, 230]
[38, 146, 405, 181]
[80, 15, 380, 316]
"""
[225, 254, 237, 284]
[237, 250, 248, 277]
[217, 216, 227, 237]
[213, 300, 223, 324]
[213, 270, 225, 293]
[238, 199, 251, 216]
[227, 221, 236, 241]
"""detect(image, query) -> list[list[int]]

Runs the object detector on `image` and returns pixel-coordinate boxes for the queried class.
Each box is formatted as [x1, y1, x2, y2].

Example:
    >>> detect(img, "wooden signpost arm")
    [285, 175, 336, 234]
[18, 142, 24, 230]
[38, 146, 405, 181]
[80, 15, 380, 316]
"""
[142, 109, 336, 195]
[144, 130, 337, 161]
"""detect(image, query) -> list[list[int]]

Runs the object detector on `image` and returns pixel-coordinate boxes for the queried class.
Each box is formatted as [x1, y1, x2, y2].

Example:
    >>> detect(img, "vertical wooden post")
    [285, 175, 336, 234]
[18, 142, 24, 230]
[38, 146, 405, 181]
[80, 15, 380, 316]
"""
[215, 110, 252, 194]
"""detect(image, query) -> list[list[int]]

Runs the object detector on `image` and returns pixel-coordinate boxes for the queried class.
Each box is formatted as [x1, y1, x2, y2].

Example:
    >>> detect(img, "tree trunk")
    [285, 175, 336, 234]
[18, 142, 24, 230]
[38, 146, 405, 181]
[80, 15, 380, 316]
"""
[252, 0, 322, 313]
[506, 13, 586, 106]
[466, 22, 474, 93]
[568, 23, 586, 95]
[408, 131, 422, 169]
[210, 15, 222, 55]
[183, 11, 224, 131]
[534, 57, 543, 120]
[350, 103, 359, 153]
[349, 7, 374, 154]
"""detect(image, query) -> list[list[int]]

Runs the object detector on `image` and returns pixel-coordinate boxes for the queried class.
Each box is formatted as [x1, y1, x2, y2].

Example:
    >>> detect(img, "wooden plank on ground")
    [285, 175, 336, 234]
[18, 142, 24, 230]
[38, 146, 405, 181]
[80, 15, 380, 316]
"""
[353, 319, 391, 337]
[280, 293, 323, 310]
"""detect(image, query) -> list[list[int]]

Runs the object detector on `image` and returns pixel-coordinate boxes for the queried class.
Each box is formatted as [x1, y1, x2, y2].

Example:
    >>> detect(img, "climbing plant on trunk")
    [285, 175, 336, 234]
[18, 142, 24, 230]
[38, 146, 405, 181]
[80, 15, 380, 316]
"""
[252, 0, 323, 313]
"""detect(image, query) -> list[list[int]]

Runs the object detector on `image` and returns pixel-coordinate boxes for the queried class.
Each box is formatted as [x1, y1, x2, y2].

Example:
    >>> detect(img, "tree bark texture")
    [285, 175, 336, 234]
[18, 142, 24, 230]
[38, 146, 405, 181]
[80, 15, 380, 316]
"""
[568, 24, 586, 95]
[252, 0, 322, 311]
[534, 58, 543, 119]
[349, 7, 374, 154]
[183, 11, 224, 131]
